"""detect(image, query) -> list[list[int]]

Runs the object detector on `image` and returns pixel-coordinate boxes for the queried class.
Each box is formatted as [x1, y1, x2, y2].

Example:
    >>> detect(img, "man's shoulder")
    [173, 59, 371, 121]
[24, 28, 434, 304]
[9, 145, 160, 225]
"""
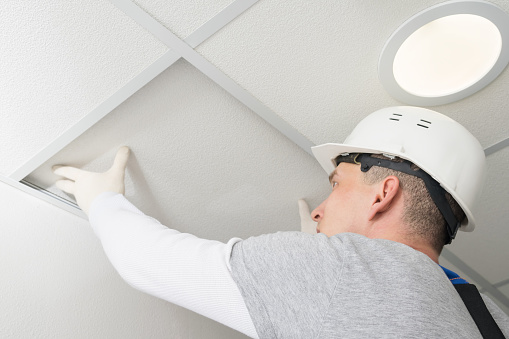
[233, 231, 430, 262]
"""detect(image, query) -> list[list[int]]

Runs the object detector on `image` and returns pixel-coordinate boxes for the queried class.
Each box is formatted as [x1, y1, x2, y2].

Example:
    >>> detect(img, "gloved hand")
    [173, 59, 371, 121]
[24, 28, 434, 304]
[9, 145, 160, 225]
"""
[298, 199, 317, 234]
[53, 146, 130, 216]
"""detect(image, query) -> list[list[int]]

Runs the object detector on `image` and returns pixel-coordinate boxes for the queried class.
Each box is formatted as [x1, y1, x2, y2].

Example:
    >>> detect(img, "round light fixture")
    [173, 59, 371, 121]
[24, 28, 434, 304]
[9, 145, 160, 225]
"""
[379, 1, 509, 106]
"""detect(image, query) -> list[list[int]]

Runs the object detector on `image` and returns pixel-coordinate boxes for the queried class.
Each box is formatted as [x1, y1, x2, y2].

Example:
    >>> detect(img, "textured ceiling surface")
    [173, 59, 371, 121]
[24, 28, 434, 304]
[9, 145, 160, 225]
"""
[0, 1, 167, 176]
[26, 59, 329, 241]
[3, 0, 509, 332]
[195, 0, 509, 148]
[133, 0, 234, 39]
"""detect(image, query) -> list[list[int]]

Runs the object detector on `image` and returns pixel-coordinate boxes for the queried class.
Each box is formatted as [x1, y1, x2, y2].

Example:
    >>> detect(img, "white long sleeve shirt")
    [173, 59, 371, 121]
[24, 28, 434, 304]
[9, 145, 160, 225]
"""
[89, 192, 259, 338]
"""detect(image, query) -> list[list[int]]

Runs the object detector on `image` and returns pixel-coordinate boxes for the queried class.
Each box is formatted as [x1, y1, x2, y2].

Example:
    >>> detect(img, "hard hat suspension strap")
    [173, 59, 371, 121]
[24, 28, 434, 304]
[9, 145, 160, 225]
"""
[334, 153, 460, 244]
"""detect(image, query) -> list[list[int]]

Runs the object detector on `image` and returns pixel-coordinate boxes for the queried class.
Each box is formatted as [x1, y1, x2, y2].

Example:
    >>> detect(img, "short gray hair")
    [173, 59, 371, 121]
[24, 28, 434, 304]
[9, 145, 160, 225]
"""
[359, 154, 465, 253]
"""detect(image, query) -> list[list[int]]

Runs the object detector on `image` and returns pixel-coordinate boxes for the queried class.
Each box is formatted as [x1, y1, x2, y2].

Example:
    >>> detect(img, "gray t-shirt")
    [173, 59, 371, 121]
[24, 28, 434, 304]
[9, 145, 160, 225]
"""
[229, 232, 509, 339]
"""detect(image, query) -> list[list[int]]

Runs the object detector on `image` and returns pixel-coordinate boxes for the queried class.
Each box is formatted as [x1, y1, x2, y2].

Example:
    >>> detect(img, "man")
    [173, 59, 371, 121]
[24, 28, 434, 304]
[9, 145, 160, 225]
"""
[53, 106, 509, 338]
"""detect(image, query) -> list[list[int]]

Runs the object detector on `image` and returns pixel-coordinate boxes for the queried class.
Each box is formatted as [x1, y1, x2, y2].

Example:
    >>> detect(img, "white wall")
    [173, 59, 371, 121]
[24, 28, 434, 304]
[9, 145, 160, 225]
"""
[0, 181, 248, 338]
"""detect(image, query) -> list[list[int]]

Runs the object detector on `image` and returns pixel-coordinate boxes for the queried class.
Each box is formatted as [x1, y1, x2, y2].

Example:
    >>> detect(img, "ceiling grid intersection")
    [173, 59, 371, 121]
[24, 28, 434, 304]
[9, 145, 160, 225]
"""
[109, 0, 315, 154]
[8, 0, 265, 182]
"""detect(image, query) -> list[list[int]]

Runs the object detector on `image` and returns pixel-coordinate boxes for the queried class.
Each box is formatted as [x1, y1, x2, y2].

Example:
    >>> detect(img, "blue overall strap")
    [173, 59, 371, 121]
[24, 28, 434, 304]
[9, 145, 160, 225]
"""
[441, 266, 506, 338]
[440, 265, 469, 285]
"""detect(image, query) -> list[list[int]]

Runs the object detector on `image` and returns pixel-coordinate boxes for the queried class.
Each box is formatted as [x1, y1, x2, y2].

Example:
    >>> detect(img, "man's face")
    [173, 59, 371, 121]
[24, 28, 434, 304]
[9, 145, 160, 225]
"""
[311, 162, 375, 237]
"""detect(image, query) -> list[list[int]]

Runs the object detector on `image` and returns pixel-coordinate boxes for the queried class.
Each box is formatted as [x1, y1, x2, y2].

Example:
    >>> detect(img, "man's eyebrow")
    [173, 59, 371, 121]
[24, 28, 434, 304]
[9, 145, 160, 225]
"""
[328, 168, 338, 184]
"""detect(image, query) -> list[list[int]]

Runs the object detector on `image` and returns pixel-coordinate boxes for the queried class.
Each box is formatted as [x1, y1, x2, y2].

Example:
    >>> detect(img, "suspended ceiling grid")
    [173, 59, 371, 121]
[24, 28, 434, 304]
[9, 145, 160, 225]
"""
[1, 0, 509, 318]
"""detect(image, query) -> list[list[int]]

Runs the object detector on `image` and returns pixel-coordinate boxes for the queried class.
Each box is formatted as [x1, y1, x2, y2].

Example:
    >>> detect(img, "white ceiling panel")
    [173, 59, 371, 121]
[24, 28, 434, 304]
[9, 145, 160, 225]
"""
[447, 146, 509, 284]
[194, 0, 438, 144]
[195, 0, 509, 148]
[25, 59, 330, 242]
[0, 1, 167, 176]
[133, 0, 234, 39]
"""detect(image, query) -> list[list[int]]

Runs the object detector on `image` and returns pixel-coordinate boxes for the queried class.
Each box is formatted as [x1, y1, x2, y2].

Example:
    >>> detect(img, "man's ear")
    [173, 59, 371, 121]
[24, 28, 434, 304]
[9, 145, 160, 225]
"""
[367, 175, 400, 221]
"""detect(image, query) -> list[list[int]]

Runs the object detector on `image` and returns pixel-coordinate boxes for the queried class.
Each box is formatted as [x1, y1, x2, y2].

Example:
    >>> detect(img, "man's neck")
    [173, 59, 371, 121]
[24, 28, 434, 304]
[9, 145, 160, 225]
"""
[367, 231, 440, 264]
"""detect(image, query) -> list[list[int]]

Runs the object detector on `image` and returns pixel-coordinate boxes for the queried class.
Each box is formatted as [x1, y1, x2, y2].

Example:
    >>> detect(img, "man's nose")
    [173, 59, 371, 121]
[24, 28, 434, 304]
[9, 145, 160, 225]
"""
[311, 202, 324, 222]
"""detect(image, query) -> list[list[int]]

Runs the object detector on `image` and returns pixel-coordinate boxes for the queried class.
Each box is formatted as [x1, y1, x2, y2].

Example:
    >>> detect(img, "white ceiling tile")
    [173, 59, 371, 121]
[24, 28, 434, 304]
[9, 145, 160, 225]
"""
[26, 59, 330, 242]
[133, 0, 234, 39]
[196, 0, 509, 149]
[430, 72, 509, 149]
[195, 1, 441, 145]
[446, 146, 509, 284]
[491, 0, 509, 13]
[0, 1, 168, 176]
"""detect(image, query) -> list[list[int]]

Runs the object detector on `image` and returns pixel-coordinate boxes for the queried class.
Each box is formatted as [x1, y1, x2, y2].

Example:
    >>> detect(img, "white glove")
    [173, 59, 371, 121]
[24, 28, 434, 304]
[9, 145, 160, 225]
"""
[53, 146, 130, 216]
[298, 199, 317, 234]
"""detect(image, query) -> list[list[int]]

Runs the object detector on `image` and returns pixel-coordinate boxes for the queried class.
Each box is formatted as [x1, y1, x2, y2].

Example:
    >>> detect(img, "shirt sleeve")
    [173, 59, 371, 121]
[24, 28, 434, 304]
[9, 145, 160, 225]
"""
[88, 192, 259, 338]
[229, 231, 343, 339]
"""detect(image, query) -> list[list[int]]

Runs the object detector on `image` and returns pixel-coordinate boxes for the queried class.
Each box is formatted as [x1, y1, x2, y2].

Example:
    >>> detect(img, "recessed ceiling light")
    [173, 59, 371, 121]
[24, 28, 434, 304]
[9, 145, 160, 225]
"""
[379, 1, 509, 106]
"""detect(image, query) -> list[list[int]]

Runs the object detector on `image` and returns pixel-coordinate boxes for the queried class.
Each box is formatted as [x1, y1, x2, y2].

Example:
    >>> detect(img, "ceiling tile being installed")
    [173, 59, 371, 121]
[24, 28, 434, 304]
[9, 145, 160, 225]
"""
[0, 1, 167, 177]
[25, 59, 330, 242]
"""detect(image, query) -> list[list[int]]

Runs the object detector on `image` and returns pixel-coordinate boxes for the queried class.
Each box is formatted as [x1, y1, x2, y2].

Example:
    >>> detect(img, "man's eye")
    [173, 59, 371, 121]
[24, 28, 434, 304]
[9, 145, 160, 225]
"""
[331, 181, 338, 188]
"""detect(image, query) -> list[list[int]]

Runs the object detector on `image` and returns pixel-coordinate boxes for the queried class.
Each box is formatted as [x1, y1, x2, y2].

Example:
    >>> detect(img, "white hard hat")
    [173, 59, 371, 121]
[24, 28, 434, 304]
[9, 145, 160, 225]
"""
[312, 106, 486, 234]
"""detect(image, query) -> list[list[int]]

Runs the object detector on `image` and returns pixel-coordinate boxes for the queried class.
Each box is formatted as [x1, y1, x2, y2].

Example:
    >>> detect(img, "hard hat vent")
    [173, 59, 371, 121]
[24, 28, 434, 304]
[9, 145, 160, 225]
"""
[417, 119, 432, 129]
[390, 112, 402, 121]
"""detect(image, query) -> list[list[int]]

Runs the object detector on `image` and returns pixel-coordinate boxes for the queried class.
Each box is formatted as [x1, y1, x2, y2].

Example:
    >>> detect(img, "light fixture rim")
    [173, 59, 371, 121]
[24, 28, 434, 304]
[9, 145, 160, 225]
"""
[379, 0, 509, 106]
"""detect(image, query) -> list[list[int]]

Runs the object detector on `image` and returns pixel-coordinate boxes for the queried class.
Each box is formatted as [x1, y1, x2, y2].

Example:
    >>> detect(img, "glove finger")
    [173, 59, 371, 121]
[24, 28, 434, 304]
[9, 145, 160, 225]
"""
[298, 199, 313, 222]
[110, 146, 130, 174]
[298, 199, 317, 234]
[55, 179, 76, 195]
[52, 166, 83, 181]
